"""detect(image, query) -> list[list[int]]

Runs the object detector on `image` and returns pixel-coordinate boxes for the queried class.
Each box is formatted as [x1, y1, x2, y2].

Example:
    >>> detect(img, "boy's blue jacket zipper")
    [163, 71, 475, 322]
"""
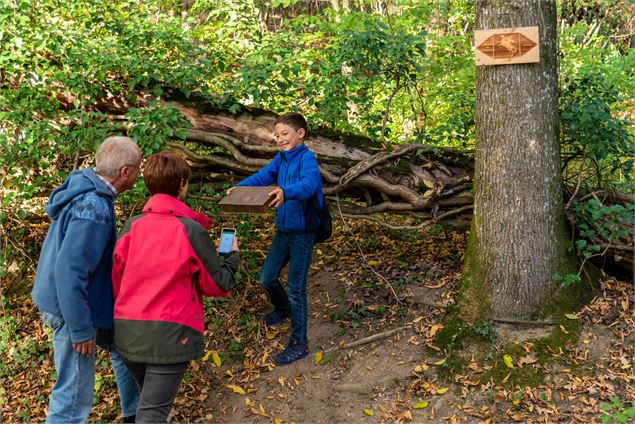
[237, 143, 323, 233]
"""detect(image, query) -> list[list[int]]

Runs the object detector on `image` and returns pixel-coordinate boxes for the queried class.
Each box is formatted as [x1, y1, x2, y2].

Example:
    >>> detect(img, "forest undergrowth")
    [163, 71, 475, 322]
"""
[1, 209, 633, 423]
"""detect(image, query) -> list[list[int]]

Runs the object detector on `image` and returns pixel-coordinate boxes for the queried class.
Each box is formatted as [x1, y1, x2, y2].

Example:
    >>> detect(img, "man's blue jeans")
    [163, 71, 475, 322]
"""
[41, 311, 139, 423]
[260, 231, 316, 344]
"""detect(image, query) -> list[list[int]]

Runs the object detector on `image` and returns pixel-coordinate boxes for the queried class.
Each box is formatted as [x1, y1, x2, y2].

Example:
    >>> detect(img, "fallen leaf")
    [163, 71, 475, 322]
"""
[414, 364, 429, 373]
[314, 351, 323, 364]
[226, 384, 246, 395]
[435, 358, 446, 365]
[412, 316, 424, 323]
[468, 361, 481, 372]
[436, 388, 449, 395]
[517, 355, 537, 367]
[503, 354, 514, 368]
[363, 409, 374, 416]
[564, 313, 579, 320]
[429, 323, 444, 337]
[211, 351, 222, 367]
[502, 373, 511, 383]
[413, 401, 429, 409]
[367, 260, 382, 266]
[423, 179, 435, 188]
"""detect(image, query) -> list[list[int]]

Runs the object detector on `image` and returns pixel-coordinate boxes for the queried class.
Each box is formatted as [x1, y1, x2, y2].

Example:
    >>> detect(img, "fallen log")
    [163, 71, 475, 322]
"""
[103, 101, 633, 278]
[169, 102, 475, 225]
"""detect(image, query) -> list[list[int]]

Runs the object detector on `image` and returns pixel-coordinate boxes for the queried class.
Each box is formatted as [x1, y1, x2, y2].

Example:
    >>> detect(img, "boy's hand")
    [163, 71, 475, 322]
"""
[268, 187, 284, 208]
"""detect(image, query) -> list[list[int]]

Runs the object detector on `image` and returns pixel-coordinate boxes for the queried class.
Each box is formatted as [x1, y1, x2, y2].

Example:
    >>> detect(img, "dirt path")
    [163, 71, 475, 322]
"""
[200, 268, 450, 423]
[187, 267, 634, 424]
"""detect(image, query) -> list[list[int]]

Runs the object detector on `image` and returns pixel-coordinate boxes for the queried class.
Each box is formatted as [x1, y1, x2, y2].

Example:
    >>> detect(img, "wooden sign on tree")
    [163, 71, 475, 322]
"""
[474, 26, 540, 66]
[218, 186, 275, 214]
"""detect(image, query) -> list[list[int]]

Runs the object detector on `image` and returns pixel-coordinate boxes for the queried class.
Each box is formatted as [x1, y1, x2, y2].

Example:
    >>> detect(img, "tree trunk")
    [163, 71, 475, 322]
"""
[462, 0, 581, 321]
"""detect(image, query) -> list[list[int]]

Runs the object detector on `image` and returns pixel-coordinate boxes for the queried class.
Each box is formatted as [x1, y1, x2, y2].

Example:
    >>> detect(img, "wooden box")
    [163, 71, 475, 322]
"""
[218, 186, 275, 214]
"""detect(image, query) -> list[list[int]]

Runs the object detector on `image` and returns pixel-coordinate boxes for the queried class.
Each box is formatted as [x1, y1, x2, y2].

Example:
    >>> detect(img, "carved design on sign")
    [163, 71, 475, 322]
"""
[474, 26, 539, 66]
[477, 33, 536, 59]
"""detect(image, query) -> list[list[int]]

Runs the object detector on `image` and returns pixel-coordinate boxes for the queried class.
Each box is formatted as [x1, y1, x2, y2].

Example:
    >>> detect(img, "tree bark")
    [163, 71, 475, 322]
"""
[462, 0, 580, 321]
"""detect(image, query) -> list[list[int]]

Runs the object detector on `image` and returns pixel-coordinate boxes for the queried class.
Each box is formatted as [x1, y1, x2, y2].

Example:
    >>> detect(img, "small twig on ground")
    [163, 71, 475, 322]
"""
[324, 324, 413, 353]
[419, 300, 449, 309]
[492, 317, 557, 326]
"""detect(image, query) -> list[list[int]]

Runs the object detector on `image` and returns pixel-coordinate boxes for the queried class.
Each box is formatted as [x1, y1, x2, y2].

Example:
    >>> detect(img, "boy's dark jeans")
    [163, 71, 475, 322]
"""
[260, 231, 316, 344]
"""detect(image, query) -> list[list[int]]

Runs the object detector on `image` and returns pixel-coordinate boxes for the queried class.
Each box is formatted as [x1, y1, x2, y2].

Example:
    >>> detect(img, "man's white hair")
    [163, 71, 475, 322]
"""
[95, 136, 141, 178]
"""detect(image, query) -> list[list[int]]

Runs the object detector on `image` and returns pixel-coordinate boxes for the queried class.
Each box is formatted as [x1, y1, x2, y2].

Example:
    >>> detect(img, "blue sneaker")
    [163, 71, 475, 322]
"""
[274, 340, 309, 365]
[261, 309, 290, 326]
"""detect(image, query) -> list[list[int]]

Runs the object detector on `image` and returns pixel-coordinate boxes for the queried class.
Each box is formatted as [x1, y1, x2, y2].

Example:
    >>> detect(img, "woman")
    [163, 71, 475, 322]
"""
[112, 151, 240, 423]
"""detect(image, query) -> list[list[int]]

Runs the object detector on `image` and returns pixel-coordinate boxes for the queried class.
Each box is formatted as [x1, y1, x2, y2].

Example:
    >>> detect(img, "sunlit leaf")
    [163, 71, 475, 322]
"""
[413, 401, 429, 409]
[226, 384, 246, 395]
[363, 409, 374, 416]
[503, 354, 514, 368]
[212, 351, 222, 367]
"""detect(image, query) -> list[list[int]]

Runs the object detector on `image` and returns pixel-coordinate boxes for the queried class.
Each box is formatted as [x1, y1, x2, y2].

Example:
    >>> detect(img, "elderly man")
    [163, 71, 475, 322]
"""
[32, 136, 142, 423]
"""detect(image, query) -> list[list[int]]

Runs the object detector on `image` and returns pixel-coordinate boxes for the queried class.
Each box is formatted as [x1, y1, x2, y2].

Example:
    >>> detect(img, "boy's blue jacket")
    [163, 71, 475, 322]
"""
[238, 144, 323, 233]
[32, 168, 118, 343]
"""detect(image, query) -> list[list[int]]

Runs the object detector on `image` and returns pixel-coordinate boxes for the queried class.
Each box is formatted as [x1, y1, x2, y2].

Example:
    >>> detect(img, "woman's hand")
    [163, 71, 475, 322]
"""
[231, 234, 240, 252]
[268, 187, 284, 208]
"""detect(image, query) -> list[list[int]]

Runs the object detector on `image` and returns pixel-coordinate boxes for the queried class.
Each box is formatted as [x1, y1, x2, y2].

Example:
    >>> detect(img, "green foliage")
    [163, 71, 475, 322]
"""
[188, 0, 474, 146]
[125, 101, 191, 155]
[600, 397, 635, 424]
[559, 5, 635, 191]
[0, 0, 213, 200]
[572, 199, 633, 256]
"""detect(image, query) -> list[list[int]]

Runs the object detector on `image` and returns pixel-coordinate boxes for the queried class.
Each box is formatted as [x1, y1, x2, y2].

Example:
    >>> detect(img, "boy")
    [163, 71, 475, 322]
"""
[229, 112, 323, 365]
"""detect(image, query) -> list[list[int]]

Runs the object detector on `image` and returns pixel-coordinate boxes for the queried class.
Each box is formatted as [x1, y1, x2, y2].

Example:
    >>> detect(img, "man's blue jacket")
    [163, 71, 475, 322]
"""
[238, 143, 323, 233]
[32, 168, 117, 343]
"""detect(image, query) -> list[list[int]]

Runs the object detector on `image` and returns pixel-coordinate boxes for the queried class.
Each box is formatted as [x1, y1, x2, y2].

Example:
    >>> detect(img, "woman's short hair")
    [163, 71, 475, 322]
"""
[95, 137, 141, 178]
[143, 151, 192, 197]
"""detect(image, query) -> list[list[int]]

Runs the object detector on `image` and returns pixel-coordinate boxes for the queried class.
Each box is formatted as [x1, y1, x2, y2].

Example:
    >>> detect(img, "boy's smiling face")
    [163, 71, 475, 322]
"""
[274, 123, 305, 151]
